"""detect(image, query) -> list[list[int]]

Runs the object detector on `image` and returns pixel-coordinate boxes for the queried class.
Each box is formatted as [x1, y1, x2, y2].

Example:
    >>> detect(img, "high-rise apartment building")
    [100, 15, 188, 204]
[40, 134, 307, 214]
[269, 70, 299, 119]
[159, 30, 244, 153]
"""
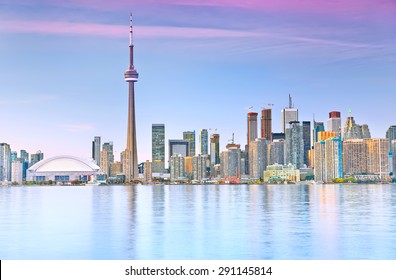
[247, 112, 258, 148]
[169, 140, 190, 163]
[143, 160, 152, 183]
[220, 147, 241, 180]
[183, 131, 196, 156]
[268, 140, 285, 165]
[328, 111, 342, 138]
[281, 94, 298, 133]
[261, 108, 272, 141]
[200, 129, 208, 155]
[170, 154, 185, 182]
[285, 121, 304, 169]
[192, 154, 208, 182]
[100, 142, 114, 177]
[184, 156, 193, 179]
[210, 133, 220, 165]
[0, 143, 12, 182]
[92, 136, 101, 166]
[152, 124, 165, 173]
[314, 138, 343, 183]
[343, 139, 367, 175]
[11, 159, 23, 184]
[318, 131, 336, 142]
[11, 151, 17, 163]
[391, 140, 396, 174]
[20, 149, 29, 181]
[249, 138, 269, 179]
[364, 138, 389, 177]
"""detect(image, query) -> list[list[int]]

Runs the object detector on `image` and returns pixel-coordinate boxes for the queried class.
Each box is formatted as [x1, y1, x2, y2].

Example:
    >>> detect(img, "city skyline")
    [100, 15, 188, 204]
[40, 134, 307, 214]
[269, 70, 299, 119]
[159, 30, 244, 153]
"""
[1, 0, 395, 162]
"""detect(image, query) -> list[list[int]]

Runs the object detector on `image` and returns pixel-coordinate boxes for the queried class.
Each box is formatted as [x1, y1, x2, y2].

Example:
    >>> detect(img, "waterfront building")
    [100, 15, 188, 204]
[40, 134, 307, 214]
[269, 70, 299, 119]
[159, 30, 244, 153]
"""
[11, 160, 23, 184]
[200, 129, 208, 155]
[314, 141, 326, 182]
[343, 139, 367, 175]
[30, 151, 44, 167]
[386, 126, 396, 151]
[261, 108, 272, 141]
[184, 156, 193, 179]
[170, 154, 185, 182]
[364, 138, 389, 177]
[313, 121, 325, 144]
[100, 142, 114, 177]
[391, 140, 396, 174]
[302, 121, 311, 167]
[0, 143, 11, 182]
[220, 146, 242, 181]
[183, 131, 196, 156]
[264, 163, 300, 183]
[285, 121, 304, 169]
[143, 160, 152, 183]
[324, 138, 343, 182]
[152, 124, 165, 173]
[318, 131, 336, 142]
[169, 139, 190, 163]
[27, 155, 100, 183]
[328, 111, 342, 138]
[281, 94, 298, 133]
[92, 136, 101, 166]
[210, 133, 220, 165]
[192, 154, 208, 182]
[249, 138, 269, 179]
[268, 140, 285, 165]
[123, 14, 139, 182]
[247, 111, 258, 149]
[111, 161, 123, 176]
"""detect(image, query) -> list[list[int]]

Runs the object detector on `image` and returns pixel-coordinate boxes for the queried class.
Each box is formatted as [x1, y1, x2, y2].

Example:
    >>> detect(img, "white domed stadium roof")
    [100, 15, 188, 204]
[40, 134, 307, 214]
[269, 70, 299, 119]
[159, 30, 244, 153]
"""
[28, 155, 100, 172]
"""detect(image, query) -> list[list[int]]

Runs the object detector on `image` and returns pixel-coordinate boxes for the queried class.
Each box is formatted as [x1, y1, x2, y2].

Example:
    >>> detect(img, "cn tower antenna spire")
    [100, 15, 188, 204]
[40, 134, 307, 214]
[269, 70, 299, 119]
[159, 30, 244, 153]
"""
[129, 13, 133, 47]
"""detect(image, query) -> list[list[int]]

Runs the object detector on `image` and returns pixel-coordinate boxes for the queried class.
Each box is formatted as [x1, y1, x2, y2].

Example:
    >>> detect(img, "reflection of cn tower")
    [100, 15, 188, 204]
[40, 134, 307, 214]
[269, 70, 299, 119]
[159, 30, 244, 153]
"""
[124, 13, 139, 181]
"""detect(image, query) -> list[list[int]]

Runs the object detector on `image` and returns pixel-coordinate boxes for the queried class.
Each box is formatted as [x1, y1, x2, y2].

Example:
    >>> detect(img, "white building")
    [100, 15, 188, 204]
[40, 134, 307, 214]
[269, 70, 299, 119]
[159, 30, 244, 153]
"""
[11, 160, 23, 184]
[27, 155, 100, 183]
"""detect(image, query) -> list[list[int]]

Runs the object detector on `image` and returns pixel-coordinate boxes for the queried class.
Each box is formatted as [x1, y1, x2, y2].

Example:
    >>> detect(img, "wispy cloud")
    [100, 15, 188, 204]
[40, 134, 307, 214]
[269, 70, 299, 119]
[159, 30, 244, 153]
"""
[61, 124, 95, 133]
[0, 94, 57, 106]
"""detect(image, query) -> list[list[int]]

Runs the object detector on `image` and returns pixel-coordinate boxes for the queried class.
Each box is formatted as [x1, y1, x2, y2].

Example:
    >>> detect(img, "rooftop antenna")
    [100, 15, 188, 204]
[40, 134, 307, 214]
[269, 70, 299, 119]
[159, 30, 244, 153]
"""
[289, 94, 292, 108]
[348, 108, 352, 117]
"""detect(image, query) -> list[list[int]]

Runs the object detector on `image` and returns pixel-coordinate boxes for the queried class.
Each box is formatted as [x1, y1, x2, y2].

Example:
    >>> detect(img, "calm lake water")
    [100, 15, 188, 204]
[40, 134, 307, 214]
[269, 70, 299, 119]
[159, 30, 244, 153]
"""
[1, 184, 396, 260]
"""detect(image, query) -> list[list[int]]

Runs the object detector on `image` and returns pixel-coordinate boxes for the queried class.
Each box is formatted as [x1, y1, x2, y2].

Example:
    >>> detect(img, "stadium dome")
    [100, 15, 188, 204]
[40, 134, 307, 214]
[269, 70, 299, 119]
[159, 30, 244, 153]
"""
[27, 155, 100, 183]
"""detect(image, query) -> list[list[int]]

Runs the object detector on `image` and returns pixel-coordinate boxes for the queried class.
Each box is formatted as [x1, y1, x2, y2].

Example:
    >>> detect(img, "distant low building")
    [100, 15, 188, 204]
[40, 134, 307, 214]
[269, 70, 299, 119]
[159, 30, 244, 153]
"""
[264, 163, 300, 183]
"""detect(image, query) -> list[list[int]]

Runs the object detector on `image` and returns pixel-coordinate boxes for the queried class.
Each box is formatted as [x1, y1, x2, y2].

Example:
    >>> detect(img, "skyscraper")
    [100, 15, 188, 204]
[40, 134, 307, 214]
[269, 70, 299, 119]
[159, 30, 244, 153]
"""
[285, 121, 304, 169]
[365, 138, 389, 177]
[247, 112, 258, 148]
[268, 140, 285, 165]
[361, 124, 371, 139]
[20, 149, 29, 181]
[302, 121, 311, 167]
[343, 114, 363, 140]
[30, 151, 44, 166]
[281, 94, 298, 133]
[261, 108, 272, 141]
[169, 140, 190, 162]
[170, 154, 185, 182]
[386, 125, 396, 151]
[210, 133, 220, 165]
[100, 142, 114, 177]
[183, 131, 196, 156]
[152, 124, 165, 173]
[313, 121, 325, 144]
[192, 154, 208, 181]
[220, 146, 241, 180]
[92, 136, 101, 166]
[328, 111, 342, 138]
[11, 159, 23, 185]
[343, 139, 367, 175]
[0, 143, 11, 182]
[200, 129, 208, 155]
[249, 138, 269, 179]
[123, 14, 139, 182]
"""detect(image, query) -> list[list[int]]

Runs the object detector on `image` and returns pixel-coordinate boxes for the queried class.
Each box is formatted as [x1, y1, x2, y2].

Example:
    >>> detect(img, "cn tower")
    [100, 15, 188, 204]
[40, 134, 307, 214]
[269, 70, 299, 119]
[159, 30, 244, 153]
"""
[124, 13, 139, 181]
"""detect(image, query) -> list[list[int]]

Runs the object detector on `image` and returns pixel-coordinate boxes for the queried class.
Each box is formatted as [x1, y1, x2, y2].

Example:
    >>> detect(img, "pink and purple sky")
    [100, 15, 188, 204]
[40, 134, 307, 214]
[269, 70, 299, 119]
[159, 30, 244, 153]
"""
[1, 0, 395, 162]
